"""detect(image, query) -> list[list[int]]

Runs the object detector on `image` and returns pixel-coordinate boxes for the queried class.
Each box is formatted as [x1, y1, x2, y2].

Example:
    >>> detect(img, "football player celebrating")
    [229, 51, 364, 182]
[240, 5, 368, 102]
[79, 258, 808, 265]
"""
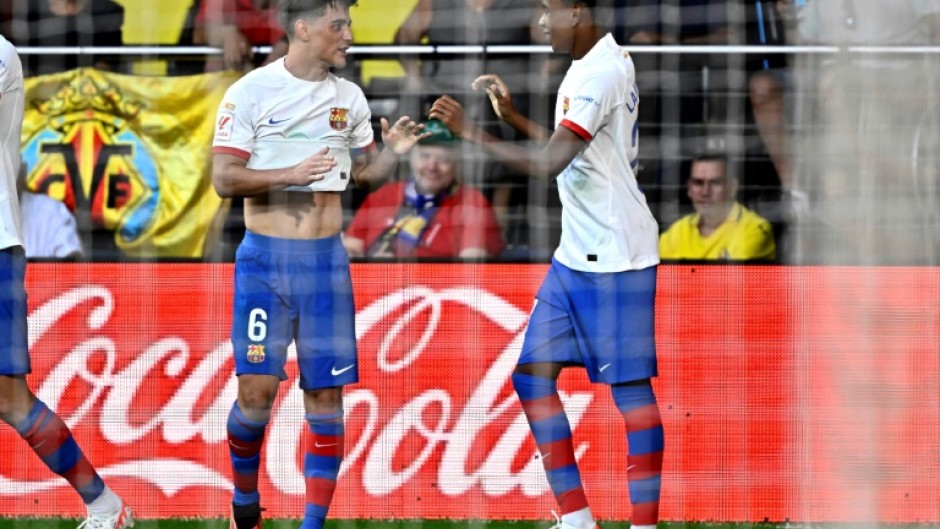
[211, 1, 428, 528]
[430, 1, 663, 528]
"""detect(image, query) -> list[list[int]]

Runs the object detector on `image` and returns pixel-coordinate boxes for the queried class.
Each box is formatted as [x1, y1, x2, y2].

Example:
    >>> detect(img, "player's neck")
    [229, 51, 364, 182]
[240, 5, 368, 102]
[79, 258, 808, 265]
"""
[283, 52, 330, 82]
[570, 27, 602, 60]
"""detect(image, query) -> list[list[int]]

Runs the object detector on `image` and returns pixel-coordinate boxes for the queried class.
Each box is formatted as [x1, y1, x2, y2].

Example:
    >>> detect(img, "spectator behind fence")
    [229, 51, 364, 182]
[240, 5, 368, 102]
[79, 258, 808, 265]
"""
[344, 119, 504, 259]
[746, 0, 798, 206]
[10, 0, 125, 76]
[616, 0, 731, 126]
[659, 153, 776, 261]
[787, 0, 940, 264]
[17, 161, 83, 260]
[194, 0, 288, 72]
[395, 0, 544, 256]
[394, 0, 540, 94]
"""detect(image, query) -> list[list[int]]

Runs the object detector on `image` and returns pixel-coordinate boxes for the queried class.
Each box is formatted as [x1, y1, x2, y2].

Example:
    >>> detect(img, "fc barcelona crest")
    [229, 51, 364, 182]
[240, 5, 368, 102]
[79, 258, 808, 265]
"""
[247, 344, 266, 363]
[563, 97, 570, 115]
[329, 107, 349, 130]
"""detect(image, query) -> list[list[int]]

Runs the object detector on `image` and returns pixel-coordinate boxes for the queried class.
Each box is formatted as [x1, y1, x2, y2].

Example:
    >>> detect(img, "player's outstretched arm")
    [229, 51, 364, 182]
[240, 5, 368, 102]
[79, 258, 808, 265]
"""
[352, 116, 430, 186]
[211, 148, 335, 197]
[471, 74, 550, 142]
[430, 95, 585, 181]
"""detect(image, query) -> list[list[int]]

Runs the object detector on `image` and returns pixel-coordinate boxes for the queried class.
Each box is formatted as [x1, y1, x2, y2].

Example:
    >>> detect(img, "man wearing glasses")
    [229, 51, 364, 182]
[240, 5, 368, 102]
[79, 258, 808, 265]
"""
[659, 153, 776, 261]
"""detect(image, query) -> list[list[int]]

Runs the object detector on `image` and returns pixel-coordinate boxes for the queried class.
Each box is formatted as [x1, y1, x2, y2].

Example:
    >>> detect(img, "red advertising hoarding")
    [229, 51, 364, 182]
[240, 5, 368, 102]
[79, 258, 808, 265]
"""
[1, 264, 938, 523]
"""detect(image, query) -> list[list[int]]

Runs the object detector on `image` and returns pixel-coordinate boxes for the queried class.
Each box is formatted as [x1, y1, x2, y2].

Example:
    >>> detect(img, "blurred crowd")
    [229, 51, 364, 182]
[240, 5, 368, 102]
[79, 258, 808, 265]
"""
[2, 0, 939, 264]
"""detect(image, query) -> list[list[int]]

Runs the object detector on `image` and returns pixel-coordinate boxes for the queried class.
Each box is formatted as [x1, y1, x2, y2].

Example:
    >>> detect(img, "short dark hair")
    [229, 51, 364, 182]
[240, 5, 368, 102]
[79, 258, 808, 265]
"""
[559, 0, 613, 23]
[279, 0, 358, 39]
[691, 152, 736, 180]
[559, 0, 608, 9]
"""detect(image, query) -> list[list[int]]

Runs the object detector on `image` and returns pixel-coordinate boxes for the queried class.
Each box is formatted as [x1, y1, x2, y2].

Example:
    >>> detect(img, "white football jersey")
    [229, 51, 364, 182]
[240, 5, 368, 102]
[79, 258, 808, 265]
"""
[212, 58, 375, 192]
[553, 33, 659, 273]
[0, 34, 24, 251]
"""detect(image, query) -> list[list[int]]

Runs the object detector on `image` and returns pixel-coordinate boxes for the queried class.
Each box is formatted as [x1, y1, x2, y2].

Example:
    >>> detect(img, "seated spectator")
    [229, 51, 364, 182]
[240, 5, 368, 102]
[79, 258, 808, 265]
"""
[194, 0, 287, 72]
[17, 162, 82, 260]
[10, 0, 125, 76]
[659, 153, 776, 261]
[343, 119, 504, 259]
[394, 0, 542, 252]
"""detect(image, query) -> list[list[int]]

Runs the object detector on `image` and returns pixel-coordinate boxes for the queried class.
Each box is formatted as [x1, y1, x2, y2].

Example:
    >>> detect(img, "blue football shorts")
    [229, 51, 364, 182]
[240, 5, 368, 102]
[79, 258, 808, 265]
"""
[231, 231, 358, 390]
[0, 246, 29, 376]
[518, 258, 657, 384]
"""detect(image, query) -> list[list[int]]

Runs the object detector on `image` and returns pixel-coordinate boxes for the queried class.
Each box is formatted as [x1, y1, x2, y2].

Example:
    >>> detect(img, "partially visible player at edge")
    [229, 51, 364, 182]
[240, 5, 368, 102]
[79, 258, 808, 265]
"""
[430, 1, 663, 528]
[210, 1, 428, 528]
[0, 34, 134, 529]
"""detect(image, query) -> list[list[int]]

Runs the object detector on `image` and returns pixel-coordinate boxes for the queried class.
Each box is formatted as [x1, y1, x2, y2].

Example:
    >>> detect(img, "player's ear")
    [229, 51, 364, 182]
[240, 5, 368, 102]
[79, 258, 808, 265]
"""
[294, 19, 309, 41]
[570, 2, 582, 27]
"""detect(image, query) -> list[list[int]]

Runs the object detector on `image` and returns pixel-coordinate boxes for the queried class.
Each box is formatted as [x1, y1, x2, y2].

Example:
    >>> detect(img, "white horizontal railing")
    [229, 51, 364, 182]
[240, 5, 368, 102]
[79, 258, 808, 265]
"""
[14, 44, 940, 56]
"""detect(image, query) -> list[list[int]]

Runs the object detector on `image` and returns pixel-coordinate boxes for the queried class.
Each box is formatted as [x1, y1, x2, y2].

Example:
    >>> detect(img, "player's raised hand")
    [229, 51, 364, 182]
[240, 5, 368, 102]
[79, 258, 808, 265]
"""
[286, 147, 335, 186]
[429, 95, 472, 138]
[471, 74, 516, 121]
[381, 116, 431, 155]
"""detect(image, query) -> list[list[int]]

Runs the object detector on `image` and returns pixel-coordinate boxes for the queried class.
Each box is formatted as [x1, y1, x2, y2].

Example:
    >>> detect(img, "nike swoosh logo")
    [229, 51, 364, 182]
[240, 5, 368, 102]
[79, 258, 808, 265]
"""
[315, 442, 337, 448]
[268, 117, 290, 125]
[599, 363, 612, 373]
[331, 364, 355, 376]
[626, 464, 636, 472]
[541, 452, 551, 460]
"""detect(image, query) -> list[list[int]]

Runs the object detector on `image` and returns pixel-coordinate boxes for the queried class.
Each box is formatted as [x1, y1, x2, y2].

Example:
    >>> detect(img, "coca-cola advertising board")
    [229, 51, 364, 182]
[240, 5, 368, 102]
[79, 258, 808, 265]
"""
[1, 264, 938, 523]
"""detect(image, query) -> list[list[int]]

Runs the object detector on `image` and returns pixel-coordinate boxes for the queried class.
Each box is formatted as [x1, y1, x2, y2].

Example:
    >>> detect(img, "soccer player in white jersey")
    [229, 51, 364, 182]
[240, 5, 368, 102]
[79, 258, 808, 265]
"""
[211, 1, 428, 528]
[0, 34, 134, 529]
[430, 1, 663, 528]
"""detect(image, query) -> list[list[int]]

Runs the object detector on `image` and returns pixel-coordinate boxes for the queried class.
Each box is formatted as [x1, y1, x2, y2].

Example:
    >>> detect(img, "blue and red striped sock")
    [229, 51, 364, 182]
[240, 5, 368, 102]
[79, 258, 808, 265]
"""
[300, 411, 344, 529]
[227, 402, 268, 506]
[513, 372, 589, 515]
[611, 382, 663, 528]
[15, 399, 105, 504]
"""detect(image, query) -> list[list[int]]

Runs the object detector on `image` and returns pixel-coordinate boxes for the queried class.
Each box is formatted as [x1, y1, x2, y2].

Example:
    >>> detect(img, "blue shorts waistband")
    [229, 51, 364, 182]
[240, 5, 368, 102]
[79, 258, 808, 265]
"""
[241, 230, 343, 255]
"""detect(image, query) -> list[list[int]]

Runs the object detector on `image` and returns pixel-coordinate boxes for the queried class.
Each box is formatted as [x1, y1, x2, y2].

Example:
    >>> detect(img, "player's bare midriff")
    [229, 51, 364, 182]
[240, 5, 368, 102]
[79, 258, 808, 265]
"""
[243, 191, 343, 239]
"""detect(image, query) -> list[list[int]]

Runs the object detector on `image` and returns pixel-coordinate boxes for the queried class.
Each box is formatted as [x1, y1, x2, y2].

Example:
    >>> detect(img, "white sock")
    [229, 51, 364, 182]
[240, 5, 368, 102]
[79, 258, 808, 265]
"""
[561, 507, 595, 528]
[87, 485, 123, 515]
[631, 525, 657, 529]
